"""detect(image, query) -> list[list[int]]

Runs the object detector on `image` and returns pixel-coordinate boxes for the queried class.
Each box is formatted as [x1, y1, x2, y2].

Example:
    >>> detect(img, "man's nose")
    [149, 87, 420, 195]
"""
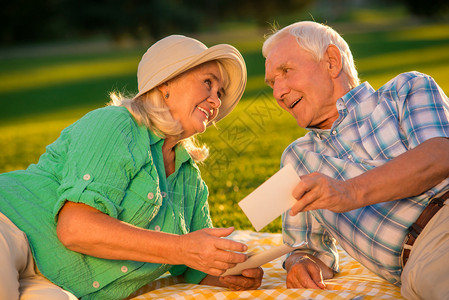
[272, 79, 289, 101]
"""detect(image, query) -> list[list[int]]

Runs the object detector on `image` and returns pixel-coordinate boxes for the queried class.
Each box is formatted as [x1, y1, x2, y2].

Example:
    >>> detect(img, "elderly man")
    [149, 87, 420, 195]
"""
[263, 21, 449, 299]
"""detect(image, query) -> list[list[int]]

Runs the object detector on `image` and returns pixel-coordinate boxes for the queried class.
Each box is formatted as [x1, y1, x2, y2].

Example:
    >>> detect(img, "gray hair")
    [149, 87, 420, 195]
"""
[263, 21, 360, 88]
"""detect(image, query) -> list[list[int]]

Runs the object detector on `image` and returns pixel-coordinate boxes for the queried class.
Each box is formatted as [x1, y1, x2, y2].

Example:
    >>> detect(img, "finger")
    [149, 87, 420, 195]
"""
[301, 270, 323, 289]
[292, 181, 307, 200]
[205, 249, 246, 269]
[286, 273, 303, 289]
[221, 276, 253, 290]
[207, 259, 237, 272]
[205, 227, 235, 238]
[207, 267, 226, 277]
[288, 264, 322, 289]
[214, 237, 248, 253]
[308, 265, 326, 289]
[241, 268, 263, 279]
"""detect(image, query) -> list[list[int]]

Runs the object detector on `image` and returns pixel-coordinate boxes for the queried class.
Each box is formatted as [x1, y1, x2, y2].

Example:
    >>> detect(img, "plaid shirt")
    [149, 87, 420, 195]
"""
[282, 72, 449, 285]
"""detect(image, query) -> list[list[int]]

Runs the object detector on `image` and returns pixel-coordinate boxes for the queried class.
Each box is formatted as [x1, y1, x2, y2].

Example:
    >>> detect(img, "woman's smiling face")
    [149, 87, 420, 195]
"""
[161, 61, 225, 138]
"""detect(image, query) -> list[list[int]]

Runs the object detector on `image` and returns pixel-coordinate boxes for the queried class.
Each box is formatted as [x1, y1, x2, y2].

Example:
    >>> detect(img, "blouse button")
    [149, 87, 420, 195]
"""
[92, 281, 100, 288]
[161, 192, 167, 198]
[83, 174, 91, 181]
[147, 192, 154, 200]
[154, 225, 161, 231]
[121, 266, 128, 273]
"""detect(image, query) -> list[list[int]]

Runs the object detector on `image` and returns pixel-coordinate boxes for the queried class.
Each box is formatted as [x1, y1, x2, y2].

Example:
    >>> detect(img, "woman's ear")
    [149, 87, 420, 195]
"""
[157, 82, 169, 99]
[325, 45, 343, 78]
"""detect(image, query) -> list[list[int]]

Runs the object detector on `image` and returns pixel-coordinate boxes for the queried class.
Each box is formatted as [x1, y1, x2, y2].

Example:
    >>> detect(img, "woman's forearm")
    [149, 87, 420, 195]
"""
[56, 201, 248, 277]
[56, 201, 183, 264]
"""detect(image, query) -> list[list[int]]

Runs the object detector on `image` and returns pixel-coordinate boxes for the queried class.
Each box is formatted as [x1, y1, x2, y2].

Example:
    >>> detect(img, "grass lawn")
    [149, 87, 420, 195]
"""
[1, 14, 449, 233]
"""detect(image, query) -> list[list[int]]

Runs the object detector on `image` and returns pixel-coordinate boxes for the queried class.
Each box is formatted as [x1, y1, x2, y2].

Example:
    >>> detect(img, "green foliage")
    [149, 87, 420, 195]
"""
[1, 18, 449, 233]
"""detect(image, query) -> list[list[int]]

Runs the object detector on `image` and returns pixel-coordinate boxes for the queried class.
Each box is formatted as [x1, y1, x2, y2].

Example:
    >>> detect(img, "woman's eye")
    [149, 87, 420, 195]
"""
[205, 79, 212, 88]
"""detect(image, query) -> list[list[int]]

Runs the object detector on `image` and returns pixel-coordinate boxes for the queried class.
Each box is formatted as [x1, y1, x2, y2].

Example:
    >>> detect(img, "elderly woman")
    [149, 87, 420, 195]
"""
[0, 35, 263, 300]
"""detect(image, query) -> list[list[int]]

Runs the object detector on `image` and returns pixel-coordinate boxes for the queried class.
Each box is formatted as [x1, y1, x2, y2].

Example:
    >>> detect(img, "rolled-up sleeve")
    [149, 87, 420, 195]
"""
[397, 73, 449, 148]
[54, 107, 147, 219]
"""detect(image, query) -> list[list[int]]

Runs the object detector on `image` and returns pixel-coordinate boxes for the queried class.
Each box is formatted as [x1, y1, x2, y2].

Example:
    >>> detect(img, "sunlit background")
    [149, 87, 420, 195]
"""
[1, 0, 449, 232]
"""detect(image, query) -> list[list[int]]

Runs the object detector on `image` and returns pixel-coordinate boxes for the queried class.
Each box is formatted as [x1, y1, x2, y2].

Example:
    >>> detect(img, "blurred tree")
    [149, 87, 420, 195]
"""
[216, 0, 314, 27]
[1, 0, 68, 44]
[394, 0, 449, 17]
[1, 0, 314, 46]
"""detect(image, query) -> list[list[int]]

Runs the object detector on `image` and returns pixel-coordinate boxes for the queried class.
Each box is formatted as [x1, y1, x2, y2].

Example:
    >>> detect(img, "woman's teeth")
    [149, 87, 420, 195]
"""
[197, 106, 210, 119]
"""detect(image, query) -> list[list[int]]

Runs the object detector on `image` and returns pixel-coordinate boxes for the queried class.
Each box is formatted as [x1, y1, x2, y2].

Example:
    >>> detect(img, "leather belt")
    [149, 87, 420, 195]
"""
[401, 190, 449, 267]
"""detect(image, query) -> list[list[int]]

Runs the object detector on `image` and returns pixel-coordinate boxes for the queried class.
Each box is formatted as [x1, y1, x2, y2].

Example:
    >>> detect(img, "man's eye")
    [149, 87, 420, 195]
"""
[217, 91, 222, 99]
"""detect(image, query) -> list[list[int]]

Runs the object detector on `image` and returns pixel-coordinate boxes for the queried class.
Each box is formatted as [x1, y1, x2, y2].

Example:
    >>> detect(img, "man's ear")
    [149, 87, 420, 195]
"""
[325, 45, 343, 78]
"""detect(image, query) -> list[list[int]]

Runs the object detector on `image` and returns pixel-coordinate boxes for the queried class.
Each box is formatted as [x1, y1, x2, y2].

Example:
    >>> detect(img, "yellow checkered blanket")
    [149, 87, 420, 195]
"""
[128, 230, 403, 299]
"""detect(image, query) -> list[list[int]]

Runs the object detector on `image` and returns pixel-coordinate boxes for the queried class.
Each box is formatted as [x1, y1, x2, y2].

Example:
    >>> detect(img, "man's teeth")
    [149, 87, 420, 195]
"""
[290, 97, 302, 109]
[197, 107, 210, 119]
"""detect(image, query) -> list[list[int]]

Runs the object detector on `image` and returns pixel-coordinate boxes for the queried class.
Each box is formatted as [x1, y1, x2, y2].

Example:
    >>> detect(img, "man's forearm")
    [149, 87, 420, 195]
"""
[349, 137, 449, 207]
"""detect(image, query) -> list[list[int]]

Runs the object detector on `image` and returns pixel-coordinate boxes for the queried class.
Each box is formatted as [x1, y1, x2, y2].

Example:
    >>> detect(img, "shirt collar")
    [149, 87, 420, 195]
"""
[307, 82, 375, 135]
[148, 129, 194, 170]
[340, 81, 375, 113]
[148, 128, 164, 145]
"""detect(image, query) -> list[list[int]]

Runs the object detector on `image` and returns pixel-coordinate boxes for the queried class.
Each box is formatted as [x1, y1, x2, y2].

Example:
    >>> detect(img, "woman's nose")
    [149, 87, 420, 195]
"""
[208, 93, 222, 108]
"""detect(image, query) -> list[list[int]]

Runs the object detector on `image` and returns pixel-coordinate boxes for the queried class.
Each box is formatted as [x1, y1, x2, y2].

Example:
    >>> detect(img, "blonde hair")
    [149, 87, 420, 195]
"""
[263, 21, 360, 89]
[109, 60, 229, 163]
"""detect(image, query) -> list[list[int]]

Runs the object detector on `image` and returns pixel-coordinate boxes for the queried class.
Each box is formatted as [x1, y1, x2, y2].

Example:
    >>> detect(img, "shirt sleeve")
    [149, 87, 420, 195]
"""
[169, 173, 211, 283]
[396, 72, 449, 148]
[280, 154, 339, 273]
[283, 210, 339, 273]
[53, 107, 149, 219]
[190, 179, 213, 231]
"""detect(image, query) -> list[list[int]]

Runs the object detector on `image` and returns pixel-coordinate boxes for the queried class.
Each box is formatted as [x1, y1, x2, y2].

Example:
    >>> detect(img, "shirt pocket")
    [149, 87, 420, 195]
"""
[118, 167, 163, 228]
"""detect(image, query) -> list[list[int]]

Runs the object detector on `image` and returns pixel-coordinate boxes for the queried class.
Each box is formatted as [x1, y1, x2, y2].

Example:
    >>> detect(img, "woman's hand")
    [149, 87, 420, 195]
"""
[179, 227, 248, 276]
[200, 267, 264, 290]
[219, 267, 264, 290]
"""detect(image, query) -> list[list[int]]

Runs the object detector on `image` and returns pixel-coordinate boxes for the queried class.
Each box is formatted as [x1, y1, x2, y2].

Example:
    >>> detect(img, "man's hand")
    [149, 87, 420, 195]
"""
[290, 172, 359, 215]
[289, 137, 449, 216]
[285, 252, 333, 289]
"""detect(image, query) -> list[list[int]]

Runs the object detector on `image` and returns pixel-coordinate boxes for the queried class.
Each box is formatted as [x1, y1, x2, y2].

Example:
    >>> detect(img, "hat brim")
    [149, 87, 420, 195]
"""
[135, 37, 247, 124]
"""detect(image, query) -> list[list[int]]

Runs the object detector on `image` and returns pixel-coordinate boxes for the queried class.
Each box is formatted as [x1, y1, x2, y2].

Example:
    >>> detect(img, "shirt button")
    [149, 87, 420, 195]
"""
[147, 192, 154, 200]
[347, 154, 353, 160]
[332, 130, 337, 135]
[161, 192, 167, 198]
[154, 225, 161, 231]
[92, 281, 100, 288]
[83, 174, 91, 181]
[121, 266, 128, 273]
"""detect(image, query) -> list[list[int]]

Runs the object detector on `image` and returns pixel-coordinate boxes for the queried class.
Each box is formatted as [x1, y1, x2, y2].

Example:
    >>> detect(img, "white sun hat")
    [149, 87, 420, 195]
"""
[134, 35, 247, 123]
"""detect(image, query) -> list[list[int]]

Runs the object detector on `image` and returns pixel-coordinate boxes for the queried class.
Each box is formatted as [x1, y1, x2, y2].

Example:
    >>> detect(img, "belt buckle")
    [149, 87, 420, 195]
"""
[401, 232, 414, 268]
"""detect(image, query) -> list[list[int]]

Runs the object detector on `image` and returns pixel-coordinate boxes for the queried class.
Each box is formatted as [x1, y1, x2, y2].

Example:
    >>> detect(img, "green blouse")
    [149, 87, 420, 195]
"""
[0, 106, 212, 299]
